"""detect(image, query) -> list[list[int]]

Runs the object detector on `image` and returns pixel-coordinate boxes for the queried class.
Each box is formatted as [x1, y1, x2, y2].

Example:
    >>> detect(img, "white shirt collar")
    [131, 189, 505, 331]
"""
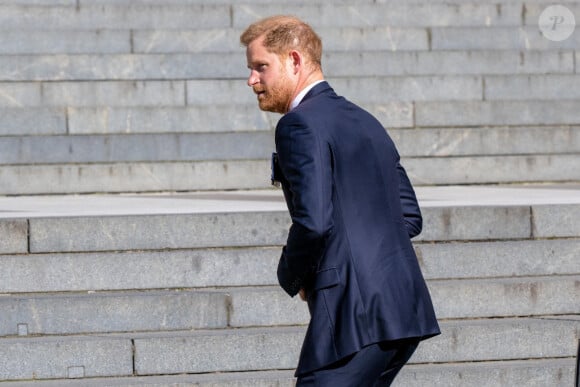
[289, 80, 325, 111]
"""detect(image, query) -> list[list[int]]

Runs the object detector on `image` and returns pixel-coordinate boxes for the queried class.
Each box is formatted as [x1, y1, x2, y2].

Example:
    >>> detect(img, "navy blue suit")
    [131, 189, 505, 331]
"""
[274, 82, 440, 378]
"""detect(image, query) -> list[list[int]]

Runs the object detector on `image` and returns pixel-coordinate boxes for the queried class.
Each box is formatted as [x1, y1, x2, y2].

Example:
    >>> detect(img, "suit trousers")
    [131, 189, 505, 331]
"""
[296, 339, 419, 387]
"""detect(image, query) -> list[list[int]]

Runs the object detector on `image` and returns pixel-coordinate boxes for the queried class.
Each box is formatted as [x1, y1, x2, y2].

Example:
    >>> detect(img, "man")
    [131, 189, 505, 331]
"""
[241, 16, 440, 386]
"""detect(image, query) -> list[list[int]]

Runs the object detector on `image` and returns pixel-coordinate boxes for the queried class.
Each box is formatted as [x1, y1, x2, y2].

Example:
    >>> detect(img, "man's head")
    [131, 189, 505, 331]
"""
[240, 15, 323, 114]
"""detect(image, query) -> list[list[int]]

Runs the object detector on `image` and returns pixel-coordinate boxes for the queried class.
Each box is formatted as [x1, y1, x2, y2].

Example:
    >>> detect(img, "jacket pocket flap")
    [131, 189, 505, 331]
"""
[314, 267, 340, 290]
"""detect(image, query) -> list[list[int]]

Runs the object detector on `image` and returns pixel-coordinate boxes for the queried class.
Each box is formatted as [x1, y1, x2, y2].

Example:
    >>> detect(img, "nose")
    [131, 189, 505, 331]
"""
[247, 70, 259, 87]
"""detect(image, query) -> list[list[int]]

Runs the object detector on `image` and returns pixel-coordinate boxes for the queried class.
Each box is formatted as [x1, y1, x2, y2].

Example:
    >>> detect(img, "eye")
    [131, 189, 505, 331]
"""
[256, 63, 267, 72]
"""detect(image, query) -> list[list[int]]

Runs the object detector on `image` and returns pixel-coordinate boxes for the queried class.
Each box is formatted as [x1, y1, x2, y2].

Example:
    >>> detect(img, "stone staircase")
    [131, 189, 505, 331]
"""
[1, 186, 579, 386]
[0, 0, 578, 194]
[0, 0, 579, 386]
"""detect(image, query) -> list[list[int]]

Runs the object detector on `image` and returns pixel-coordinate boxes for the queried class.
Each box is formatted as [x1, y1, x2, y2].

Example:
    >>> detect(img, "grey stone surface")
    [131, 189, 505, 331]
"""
[68, 106, 276, 134]
[417, 205, 531, 242]
[0, 219, 28, 254]
[188, 77, 483, 105]
[324, 50, 575, 77]
[524, 3, 580, 26]
[0, 4, 230, 30]
[0, 108, 66, 136]
[130, 317, 580, 375]
[228, 276, 580, 326]
[415, 100, 580, 127]
[404, 154, 580, 185]
[0, 160, 272, 195]
[0, 335, 132, 380]
[358, 102, 414, 128]
[5, 43, 544, 85]
[0, 247, 280, 293]
[432, 26, 580, 50]
[394, 359, 577, 387]
[2, 238, 578, 294]
[0, 81, 185, 108]
[133, 27, 428, 54]
[391, 126, 580, 157]
[0, 132, 273, 164]
[0, 82, 42, 107]
[415, 238, 580, 280]
[133, 327, 303, 375]
[413, 316, 580, 363]
[186, 80, 271, 106]
[0, 0, 75, 4]
[229, 287, 309, 327]
[331, 75, 483, 102]
[24, 202, 550, 253]
[418, 185, 580, 207]
[133, 29, 245, 54]
[42, 81, 185, 108]
[2, 359, 576, 386]
[0, 53, 247, 81]
[1, 371, 296, 387]
[0, 30, 130, 55]
[232, 4, 522, 28]
[429, 276, 580, 319]
[28, 211, 290, 253]
[485, 75, 580, 100]
[321, 27, 428, 51]
[533, 204, 580, 238]
[0, 290, 228, 336]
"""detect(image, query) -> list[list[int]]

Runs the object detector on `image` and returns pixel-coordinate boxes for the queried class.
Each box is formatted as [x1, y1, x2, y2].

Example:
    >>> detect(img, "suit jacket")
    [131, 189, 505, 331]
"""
[274, 82, 440, 376]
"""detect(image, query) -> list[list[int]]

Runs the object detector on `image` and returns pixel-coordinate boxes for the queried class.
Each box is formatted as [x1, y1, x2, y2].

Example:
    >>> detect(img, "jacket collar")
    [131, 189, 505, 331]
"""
[298, 81, 332, 105]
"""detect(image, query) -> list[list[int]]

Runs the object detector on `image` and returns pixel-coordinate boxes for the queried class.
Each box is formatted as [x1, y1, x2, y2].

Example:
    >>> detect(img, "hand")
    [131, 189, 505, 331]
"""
[299, 288, 307, 301]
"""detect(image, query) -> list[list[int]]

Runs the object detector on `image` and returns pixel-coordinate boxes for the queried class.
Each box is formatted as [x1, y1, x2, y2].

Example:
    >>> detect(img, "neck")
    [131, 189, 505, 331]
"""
[285, 69, 324, 113]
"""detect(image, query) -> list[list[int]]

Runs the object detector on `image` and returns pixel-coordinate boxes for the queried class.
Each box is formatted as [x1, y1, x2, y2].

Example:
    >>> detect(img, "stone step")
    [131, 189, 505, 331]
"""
[0, 160, 272, 195]
[0, 334, 133, 381]
[1, 126, 576, 164]
[187, 77, 580, 106]
[0, 3, 523, 31]
[416, 238, 580, 280]
[392, 126, 580, 157]
[232, 4, 523, 29]
[2, 188, 579, 252]
[405, 154, 580, 185]
[1, 82, 579, 126]
[1, 238, 578, 294]
[1, 370, 296, 387]
[1, 155, 578, 193]
[0, 4, 231, 30]
[230, 275, 580, 327]
[0, 149, 578, 195]
[0, 132, 274, 164]
[0, 0, 564, 5]
[1, 24, 574, 58]
[1, 358, 576, 386]
[2, 50, 573, 81]
[0, 247, 281, 293]
[394, 358, 578, 387]
[0, 290, 230, 337]
[2, 99, 578, 136]
[0, 76, 492, 108]
[66, 106, 277, 134]
[432, 26, 580, 50]
[2, 275, 578, 337]
[16, 206, 539, 251]
[4, 317, 575, 381]
[416, 100, 580, 127]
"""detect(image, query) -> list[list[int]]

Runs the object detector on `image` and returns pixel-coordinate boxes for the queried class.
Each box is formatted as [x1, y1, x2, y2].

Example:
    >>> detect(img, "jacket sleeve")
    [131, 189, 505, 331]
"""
[275, 113, 333, 297]
[397, 161, 422, 238]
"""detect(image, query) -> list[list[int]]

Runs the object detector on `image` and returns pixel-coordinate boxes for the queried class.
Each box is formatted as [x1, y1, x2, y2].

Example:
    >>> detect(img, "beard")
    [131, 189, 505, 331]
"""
[254, 71, 294, 114]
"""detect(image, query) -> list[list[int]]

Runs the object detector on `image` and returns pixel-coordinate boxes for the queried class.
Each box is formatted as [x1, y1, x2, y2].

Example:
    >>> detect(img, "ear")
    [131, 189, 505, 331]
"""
[288, 50, 302, 75]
